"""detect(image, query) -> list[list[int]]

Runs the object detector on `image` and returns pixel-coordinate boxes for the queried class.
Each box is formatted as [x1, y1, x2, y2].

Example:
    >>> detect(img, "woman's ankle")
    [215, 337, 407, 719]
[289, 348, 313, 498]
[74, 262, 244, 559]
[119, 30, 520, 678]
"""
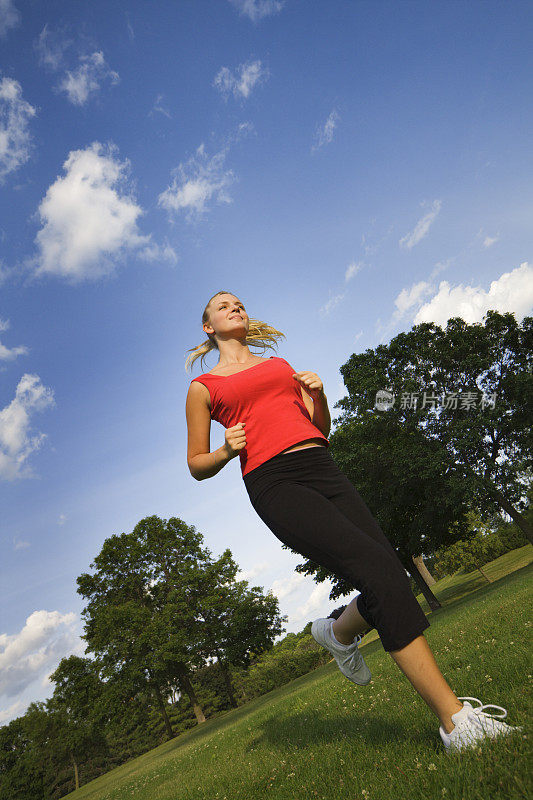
[331, 619, 362, 645]
[440, 701, 464, 734]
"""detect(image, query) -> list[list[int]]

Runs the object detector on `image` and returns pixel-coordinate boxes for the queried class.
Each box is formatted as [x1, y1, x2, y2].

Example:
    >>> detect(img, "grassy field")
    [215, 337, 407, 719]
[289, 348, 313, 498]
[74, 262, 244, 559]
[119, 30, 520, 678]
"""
[66, 546, 533, 800]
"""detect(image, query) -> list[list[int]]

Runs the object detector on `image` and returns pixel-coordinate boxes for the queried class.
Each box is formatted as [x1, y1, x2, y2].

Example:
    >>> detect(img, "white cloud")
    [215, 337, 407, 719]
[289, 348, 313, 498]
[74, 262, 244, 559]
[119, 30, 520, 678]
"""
[413, 262, 533, 326]
[312, 109, 340, 152]
[41, 671, 54, 689]
[0, 77, 36, 183]
[35, 24, 70, 70]
[393, 280, 434, 319]
[158, 143, 235, 220]
[0, 0, 19, 38]
[214, 59, 268, 100]
[58, 51, 119, 106]
[399, 199, 441, 250]
[0, 610, 82, 701]
[235, 121, 255, 139]
[0, 317, 29, 361]
[319, 291, 346, 317]
[150, 93, 172, 118]
[36, 28, 119, 107]
[430, 258, 452, 279]
[32, 142, 156, 282]
[345, 261, 363, 282]
[0, 260, 12, 286]
[0, 373, 55, 481]
[483, 234, 499, 248]
[270, 571, 307, 600]
[139, 240, 178, 265]
[228, 0, 284, 23]
[292, 580, 336, 623]
[236, 561, 270, 582]
[0, 699, 25, 724]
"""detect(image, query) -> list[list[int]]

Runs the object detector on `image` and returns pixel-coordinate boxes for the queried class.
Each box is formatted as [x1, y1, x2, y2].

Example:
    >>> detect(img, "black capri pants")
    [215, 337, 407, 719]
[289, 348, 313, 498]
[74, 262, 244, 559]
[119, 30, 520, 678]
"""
[243, 445, 430, 652]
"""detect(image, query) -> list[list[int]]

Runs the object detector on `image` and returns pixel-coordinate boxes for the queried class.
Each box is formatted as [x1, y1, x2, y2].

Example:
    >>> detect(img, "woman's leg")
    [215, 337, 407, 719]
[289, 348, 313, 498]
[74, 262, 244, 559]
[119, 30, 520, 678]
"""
[248, 467, 463, 732]
[332, 601, 462, 733]
[331, 596, 372, 642]
[390, 635, 464, 734]
[318, 468, 465, 732]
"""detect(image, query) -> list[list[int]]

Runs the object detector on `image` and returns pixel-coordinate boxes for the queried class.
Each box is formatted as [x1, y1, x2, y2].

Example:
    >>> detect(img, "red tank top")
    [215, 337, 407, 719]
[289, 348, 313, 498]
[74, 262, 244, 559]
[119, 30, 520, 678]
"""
[190, 356, 329, 476]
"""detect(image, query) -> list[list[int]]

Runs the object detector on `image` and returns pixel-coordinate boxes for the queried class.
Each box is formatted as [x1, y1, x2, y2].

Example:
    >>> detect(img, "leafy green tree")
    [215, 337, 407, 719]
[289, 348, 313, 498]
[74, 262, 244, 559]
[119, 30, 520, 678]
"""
[432, 533, 503, 584]
[194, 557, 286, 706]
[48, 655, 109, 790]
[6, 698, 103, 799]
[77, 516, 211, 734]
[431, 506, 531, 581]
[231, 632, 330, 701]
[77, 514, 286, 732]
[338, 311, 532, 540]
[0, 715, 45, 800]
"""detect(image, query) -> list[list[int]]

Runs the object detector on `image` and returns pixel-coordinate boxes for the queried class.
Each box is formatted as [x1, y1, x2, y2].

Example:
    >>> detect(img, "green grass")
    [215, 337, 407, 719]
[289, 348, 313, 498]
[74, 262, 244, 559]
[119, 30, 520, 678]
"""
[66, 547, 533, 800]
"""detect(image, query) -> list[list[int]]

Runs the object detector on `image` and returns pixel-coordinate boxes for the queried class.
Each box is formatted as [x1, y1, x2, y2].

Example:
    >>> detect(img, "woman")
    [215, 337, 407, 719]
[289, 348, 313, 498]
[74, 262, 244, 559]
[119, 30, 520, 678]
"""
[185, 290, 522, 754]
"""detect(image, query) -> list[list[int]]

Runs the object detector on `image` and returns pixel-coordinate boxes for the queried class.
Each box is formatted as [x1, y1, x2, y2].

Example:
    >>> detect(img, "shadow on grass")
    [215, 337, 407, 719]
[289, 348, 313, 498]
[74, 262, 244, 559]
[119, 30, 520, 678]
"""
[243, 708, 431, 752]
[422, 561, 533, 625]
[154, 660, 347, 759]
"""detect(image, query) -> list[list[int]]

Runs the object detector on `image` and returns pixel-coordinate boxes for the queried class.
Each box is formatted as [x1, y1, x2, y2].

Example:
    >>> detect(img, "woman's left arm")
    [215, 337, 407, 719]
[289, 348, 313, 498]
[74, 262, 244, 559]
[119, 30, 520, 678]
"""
[293, 371, 331, 438]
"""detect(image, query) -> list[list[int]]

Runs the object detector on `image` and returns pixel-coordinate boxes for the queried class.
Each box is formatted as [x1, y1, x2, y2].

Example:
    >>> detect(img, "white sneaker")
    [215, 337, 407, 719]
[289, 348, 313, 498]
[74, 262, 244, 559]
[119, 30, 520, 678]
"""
[439, 696, 524, 754]
[311, 617, 371, 685]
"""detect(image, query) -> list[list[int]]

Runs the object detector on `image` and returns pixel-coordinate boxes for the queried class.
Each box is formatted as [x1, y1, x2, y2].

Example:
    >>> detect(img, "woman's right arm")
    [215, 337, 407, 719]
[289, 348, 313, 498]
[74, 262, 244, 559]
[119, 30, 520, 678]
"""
[185, 382, 246, 480]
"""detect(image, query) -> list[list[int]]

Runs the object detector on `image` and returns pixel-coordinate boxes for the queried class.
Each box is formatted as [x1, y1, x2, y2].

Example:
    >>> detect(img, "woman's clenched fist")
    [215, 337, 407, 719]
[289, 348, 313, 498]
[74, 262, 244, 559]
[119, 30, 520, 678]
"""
[223, 422, 247, 458]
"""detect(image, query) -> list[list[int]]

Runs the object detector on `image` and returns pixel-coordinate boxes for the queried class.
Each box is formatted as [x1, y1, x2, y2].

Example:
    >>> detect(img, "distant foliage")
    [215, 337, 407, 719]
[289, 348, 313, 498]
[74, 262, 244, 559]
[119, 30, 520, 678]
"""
[231, 633, 331, 701]
[415, 508, 531, 586]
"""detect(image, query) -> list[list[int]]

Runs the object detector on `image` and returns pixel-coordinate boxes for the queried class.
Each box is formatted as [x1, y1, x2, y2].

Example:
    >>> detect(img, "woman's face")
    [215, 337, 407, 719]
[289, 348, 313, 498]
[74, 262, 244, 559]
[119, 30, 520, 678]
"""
[204, 294, 249, 339]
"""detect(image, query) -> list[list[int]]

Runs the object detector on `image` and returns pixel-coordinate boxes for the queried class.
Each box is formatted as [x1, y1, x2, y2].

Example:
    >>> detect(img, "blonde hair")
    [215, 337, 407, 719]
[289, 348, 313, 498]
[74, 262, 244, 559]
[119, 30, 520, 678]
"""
[185, 290, 286, 373]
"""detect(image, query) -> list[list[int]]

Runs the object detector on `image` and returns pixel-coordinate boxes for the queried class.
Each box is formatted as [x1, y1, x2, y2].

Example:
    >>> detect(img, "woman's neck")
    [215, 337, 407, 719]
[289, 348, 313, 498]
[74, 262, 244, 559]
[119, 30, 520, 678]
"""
[215, 342, 254, 366]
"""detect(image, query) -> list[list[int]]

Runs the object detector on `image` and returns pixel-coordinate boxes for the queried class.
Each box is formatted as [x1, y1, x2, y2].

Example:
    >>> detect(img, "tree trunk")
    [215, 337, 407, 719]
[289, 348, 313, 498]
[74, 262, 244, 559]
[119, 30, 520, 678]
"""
[69, 752, 79, 792]
[485, 481, 533, 545]
[216, 655, 238, 708]
[177, 665, 206, 723]
[473, 561, 492, 583]
[152, 683, 175, 739]
[412, 555, 437, 586]
[406, 555, 442, 611]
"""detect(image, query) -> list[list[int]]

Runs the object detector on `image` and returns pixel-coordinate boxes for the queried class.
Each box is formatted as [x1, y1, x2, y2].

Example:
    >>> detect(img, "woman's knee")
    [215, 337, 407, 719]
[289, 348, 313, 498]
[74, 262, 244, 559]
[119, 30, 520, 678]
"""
[346, 553, 413, 611]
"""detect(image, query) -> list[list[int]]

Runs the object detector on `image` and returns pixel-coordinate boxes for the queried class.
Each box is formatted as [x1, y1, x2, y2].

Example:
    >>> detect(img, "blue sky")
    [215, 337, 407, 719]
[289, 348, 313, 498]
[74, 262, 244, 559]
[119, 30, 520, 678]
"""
[1, 0, 532, 725]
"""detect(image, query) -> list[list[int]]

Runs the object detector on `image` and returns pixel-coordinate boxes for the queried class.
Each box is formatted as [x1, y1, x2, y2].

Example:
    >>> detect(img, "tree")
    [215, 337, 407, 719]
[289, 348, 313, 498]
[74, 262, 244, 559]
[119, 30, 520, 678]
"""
[77, 514, 286, 732]
[77, 516, 210, 734]
[0, 715, 45, 800]
[194, 556, 286, 707]
[9, 698, 104, 799]
[432, 533, 503, 584]
[338, 311, 532, 540]
[48, 655, 109, 791]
